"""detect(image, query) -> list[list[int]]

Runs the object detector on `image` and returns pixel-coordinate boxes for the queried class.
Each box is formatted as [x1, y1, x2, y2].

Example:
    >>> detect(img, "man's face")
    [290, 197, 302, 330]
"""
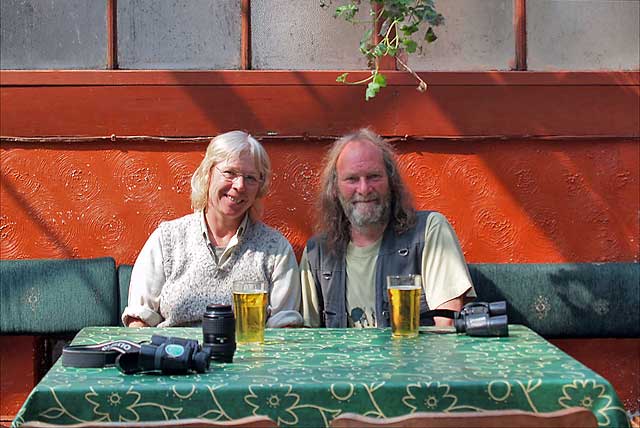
[336, 140, 390, 228]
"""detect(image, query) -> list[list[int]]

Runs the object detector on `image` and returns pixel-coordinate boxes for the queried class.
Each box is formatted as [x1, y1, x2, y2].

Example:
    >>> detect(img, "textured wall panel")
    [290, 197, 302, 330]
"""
[251, 0, 369, 70]
[528, 0, 640, 71]
[1, 139, 637, 265]
[411, 0, 514, 71]
[0, 0, 107, 70]
[117, 0, 241, 69]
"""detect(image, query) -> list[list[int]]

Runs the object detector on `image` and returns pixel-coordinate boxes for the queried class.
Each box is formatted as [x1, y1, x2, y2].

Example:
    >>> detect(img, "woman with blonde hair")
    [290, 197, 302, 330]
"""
[122, 131, 301, 327]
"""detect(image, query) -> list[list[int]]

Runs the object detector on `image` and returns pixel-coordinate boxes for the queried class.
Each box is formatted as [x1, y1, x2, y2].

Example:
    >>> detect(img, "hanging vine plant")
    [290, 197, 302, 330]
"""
[322, 0, 444, 100]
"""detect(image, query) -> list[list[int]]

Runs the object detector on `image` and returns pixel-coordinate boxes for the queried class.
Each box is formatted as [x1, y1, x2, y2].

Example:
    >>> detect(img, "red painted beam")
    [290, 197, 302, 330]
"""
[1, 76, 638, 137]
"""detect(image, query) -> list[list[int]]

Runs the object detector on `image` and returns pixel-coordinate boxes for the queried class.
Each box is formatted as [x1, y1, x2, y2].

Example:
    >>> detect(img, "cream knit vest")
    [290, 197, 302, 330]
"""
[157, 213, 283, 327]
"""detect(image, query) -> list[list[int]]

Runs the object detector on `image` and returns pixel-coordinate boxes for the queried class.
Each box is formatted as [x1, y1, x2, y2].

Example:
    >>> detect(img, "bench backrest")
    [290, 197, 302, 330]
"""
[17, 260, 633, 337]
[0, 257, 119, 334]
[469, 263, 639, 338]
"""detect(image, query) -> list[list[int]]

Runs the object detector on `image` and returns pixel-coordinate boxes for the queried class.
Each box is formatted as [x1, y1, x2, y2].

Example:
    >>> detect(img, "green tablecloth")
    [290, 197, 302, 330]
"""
[13, 325, 629, 427]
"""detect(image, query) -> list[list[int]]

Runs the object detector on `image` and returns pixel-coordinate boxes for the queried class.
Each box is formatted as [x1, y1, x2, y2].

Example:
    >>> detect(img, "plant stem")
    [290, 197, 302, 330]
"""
[395, 56, 428, 92]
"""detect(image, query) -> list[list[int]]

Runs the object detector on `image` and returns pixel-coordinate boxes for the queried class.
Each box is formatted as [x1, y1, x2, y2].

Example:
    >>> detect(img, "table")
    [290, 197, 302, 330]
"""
[12, 325, 630, 428]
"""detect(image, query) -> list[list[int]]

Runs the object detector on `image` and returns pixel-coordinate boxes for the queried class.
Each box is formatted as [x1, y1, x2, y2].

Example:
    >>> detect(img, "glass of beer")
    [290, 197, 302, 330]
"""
[232, 280, 268, 344]
[387, 274, 422, 338]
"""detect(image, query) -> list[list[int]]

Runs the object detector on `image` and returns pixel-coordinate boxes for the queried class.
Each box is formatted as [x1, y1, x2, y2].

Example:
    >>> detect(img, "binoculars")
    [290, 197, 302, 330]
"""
[453, 301, 509, 337]
[116, 335, 212, 375]
[115, 304, 238, 375]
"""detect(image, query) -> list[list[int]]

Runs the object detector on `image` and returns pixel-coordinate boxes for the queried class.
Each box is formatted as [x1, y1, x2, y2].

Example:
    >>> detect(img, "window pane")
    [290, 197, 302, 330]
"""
[528, 0, 640, 70]
[252, 0, 369, 70]
[117, 0, 241, 69]
[0, 0, 107, 70]
[410, 0, 514, 71]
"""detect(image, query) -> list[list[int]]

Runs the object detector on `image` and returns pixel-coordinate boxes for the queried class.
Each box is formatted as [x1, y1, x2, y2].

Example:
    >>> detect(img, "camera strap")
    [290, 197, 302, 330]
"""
[62, 340, 142, 368]
[422, 309, 458, 320]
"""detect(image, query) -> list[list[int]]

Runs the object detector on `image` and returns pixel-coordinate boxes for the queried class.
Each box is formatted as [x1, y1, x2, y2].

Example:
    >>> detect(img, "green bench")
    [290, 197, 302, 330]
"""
[116, 262, 640, 337]
[0, 257, 120, 333]
[469, 263, 639, 338]
[0, 257, 121, 423]
[2, 259, 637, 339]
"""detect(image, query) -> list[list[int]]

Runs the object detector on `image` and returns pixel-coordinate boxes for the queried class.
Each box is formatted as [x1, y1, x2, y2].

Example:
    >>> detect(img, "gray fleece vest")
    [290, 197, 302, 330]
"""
[306, 211, 432, 327]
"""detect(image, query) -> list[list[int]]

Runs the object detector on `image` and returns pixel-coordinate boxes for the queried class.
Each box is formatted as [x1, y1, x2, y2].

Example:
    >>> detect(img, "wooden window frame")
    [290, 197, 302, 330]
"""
[104, 0, 528, 71]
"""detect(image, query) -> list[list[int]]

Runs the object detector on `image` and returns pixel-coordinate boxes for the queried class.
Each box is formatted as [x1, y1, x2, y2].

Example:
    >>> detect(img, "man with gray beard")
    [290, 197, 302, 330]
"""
[300, 128, 474, 328]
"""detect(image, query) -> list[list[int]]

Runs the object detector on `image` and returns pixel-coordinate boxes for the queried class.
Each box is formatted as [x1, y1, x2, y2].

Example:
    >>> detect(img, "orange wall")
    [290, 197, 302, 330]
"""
[1, 138, 638, 264]
[1, 71, 639, 264]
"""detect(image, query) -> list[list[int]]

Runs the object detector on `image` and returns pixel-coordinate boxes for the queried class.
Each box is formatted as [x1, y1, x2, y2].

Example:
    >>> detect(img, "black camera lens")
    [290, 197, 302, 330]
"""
[202, 304, 236, 363]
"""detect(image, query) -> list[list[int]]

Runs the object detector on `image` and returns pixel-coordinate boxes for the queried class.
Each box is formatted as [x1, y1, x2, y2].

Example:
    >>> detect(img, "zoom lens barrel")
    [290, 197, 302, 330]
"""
[202, 304, 236, 363]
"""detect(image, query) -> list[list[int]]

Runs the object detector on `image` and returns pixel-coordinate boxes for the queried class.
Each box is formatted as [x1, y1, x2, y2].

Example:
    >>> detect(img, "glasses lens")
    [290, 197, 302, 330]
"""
[217, 167, 260, 186]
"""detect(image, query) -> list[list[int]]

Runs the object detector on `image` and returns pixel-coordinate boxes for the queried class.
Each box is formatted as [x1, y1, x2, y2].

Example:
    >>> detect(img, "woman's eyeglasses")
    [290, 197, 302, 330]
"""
[215, 167, 262, 187]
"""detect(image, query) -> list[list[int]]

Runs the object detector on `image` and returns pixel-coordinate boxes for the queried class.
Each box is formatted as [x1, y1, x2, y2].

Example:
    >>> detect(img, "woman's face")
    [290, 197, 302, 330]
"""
[207, 151, 261, 223]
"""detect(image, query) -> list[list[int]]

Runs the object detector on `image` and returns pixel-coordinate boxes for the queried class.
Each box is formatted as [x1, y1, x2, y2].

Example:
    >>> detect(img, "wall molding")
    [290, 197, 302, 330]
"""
[1, 135, 638, 145]
[1, 70, 638, 86]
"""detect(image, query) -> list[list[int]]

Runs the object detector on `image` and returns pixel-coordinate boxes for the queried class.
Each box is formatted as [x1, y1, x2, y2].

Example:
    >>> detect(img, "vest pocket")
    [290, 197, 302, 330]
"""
[322, 310, 345, 328]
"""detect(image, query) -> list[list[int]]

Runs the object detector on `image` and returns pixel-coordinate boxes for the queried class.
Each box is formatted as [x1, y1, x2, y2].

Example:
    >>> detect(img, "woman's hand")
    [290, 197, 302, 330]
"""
[126, 317, 150, 328]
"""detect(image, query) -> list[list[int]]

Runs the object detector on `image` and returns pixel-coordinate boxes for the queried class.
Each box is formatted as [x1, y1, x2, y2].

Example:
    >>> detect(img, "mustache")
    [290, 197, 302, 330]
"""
[349, 194, 381, 203]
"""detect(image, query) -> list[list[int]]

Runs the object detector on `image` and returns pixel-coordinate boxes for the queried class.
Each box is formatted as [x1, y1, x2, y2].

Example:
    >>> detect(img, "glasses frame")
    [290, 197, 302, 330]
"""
[214, 166, 263, 187]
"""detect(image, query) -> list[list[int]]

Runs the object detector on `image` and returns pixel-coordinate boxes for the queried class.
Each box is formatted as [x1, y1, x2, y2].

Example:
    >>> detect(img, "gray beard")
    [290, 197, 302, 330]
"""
[339, 194, 390, 229]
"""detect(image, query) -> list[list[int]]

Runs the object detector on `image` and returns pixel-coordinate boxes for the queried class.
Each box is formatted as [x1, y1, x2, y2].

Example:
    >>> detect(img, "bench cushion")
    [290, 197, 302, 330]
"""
[469, 263, 639, 338]
[0, 258, 118, 334]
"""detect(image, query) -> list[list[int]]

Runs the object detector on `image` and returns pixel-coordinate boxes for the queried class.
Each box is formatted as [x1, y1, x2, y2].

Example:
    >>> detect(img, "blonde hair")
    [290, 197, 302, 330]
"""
[191, 131, 271, 218]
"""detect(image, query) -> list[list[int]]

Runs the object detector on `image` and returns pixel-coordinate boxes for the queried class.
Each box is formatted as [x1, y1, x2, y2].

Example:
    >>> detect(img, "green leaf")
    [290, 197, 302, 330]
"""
[425, 27, 437, 43]
[359, 29, 373, 55]
[400, 23, 419, 36]
[326, 0, 444, 100]
[373, 73, 387, 88]
[365, 81, 381, 101]
[403, 38, 418, 53]
[336, 73, 349, 83]
[334, 4, 358, 21]
[373, 43, 387, 57]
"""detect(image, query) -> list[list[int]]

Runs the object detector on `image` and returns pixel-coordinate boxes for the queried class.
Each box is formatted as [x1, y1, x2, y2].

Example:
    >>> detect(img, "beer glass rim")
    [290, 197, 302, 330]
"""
[386, 274, 422, 289]
[232, 280, 267, 292]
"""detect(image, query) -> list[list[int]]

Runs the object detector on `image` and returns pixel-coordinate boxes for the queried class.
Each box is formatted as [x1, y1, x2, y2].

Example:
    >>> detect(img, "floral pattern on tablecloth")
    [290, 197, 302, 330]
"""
[12, 325, 630, 428]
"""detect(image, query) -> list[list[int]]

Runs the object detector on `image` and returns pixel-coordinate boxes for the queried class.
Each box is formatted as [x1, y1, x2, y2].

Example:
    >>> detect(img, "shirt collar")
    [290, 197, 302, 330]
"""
[199, 210, 250, 249]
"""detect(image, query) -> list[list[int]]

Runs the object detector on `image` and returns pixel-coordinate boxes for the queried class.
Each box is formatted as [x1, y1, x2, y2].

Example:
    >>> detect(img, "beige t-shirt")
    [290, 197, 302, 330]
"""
[301, 212, 475, 327]
[345, 239, 381, 327]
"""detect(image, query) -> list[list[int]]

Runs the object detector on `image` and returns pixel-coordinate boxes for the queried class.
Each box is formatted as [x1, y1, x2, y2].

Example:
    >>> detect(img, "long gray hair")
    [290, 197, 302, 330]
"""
[316, 128, 416, 253]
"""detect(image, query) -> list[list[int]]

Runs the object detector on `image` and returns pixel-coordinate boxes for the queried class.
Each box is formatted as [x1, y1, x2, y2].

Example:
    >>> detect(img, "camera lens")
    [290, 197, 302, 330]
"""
[202, 304, 236, 363]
